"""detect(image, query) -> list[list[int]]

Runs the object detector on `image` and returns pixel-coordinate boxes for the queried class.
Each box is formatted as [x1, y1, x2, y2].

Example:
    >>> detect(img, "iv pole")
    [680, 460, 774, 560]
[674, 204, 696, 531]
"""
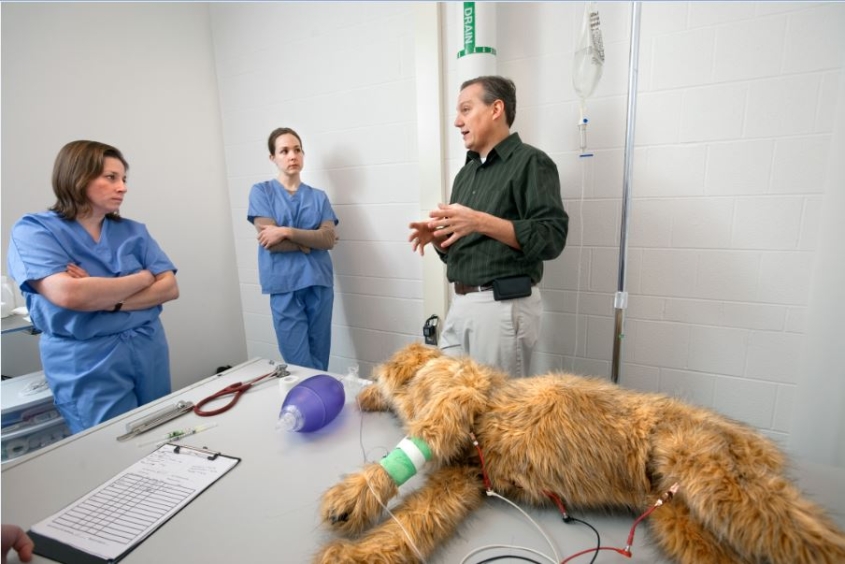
[611, 2, 642, 384]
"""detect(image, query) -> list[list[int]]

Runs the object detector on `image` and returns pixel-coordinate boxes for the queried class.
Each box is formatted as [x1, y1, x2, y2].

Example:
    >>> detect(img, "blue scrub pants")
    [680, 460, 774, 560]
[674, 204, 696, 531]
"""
[270, 286, 333, 371]
[41, 320, 172, 434]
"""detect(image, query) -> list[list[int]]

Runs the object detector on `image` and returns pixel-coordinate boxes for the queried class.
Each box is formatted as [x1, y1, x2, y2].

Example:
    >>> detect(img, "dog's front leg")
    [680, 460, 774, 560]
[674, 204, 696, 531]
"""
[315, 465, 486, 564]
[319, 462, 398, 536]
[355, 382, 391, 412]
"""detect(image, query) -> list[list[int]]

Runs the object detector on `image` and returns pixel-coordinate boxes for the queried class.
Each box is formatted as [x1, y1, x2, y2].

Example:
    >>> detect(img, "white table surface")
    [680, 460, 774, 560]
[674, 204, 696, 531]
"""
[1, 312, 35, 335]
[2, 357, 843, 564]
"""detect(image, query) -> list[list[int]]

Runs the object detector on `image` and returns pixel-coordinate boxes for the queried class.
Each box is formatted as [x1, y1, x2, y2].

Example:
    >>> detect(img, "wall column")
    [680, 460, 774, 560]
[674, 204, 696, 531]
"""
[414, 4, 448, 328]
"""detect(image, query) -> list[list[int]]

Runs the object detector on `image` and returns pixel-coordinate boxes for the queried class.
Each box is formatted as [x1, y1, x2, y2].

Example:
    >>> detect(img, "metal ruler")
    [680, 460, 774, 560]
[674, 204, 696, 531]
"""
[116, 400, 195, 442]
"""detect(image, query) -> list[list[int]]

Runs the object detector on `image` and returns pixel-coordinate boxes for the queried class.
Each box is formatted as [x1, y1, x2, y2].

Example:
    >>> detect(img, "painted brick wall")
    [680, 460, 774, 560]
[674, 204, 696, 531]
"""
[213, 2, 843, 445]
[210, 3, 422, 378]
[440, 2, 842, 444]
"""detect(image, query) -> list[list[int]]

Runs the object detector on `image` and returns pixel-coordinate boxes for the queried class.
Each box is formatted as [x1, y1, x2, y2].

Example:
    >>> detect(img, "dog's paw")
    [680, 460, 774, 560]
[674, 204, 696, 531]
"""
[319, 464, 398, 536]
[356, 383, 388, 412]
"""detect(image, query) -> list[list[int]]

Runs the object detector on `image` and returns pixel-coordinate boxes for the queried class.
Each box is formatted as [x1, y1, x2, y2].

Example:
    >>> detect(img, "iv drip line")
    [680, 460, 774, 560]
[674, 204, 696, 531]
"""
[569, 1, 604, 371]
[569, 158, 589, 373]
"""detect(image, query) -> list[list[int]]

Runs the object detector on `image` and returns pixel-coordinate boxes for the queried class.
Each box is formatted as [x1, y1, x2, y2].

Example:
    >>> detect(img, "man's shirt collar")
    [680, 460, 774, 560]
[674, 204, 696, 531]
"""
[466, 132, 522, 165]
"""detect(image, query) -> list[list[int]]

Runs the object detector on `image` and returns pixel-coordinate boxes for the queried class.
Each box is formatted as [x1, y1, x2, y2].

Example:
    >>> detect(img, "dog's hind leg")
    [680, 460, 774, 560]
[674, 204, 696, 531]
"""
[648, 497, 746, 564]
[314, 465, 486, 564]
[673, 471, 845, 563]
[695, 474, 845, 564]
[651, 418, 845, 564]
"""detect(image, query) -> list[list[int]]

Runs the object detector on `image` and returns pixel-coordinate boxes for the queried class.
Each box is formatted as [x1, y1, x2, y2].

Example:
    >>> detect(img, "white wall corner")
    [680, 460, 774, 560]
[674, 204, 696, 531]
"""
[414, 3, 449, 326]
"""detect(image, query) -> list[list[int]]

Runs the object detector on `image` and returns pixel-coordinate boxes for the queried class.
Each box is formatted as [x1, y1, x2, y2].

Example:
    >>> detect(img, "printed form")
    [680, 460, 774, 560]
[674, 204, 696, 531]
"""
[29, 443, 239, 562]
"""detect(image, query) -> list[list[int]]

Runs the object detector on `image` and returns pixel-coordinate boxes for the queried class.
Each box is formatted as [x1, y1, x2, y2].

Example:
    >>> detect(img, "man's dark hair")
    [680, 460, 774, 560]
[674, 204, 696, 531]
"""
[461, 75, 517, 127]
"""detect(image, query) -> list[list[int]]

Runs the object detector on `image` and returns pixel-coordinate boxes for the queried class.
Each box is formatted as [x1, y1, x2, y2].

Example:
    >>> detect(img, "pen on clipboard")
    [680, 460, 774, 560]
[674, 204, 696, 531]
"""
[138, 423, 218, 448]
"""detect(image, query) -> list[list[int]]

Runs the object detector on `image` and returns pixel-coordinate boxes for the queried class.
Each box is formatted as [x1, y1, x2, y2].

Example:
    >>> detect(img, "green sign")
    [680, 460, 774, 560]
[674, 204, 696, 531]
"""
[457, 2, 497, 58]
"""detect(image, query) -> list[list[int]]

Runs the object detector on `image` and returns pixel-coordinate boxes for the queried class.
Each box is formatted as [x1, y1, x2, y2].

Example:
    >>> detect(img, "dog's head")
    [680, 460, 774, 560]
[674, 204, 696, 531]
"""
[357, 342, 443, 416]
[373, 342, 442, 389]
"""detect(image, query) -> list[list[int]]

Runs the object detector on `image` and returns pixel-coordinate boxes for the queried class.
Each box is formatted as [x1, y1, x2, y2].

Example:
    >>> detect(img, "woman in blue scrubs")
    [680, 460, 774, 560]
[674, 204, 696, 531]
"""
[248, 128, 338, 370]
[7, 140, 179, 433]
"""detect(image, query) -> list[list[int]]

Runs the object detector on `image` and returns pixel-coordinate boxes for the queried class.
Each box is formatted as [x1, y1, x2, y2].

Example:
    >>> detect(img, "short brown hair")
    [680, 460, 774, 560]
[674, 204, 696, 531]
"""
[50, 140, 128, 220]
[267, 127, 304, 155]
[461, 75, 517, 127]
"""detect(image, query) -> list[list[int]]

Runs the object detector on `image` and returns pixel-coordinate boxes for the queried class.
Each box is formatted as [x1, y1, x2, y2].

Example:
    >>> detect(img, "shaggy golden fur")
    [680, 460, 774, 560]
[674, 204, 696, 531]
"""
[316, 343, 845, 563]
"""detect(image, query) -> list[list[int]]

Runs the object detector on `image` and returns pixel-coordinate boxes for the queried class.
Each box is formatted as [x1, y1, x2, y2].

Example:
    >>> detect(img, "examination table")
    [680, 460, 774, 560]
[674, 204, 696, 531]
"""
[2, 358, 843, 563]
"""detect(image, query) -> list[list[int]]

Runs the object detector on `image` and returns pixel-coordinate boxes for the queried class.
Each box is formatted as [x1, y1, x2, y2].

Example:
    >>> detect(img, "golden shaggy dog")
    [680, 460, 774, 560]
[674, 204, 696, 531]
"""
[317, 343, 845, 563]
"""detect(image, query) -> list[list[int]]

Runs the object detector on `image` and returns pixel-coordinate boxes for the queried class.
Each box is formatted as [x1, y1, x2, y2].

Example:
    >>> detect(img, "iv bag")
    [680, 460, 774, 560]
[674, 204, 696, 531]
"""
[572, 2, 605, 102]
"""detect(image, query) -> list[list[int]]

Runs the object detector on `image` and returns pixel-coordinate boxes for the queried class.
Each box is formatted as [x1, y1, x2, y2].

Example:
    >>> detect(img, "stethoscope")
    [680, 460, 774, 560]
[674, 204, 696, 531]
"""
[193, 363, 289, 417]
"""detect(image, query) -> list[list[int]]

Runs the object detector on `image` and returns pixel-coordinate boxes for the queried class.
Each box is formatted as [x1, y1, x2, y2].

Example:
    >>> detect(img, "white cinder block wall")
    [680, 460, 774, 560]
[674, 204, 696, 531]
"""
[213, 2, 844, 446]
[1, 3, 247, 390]
[210, 3, 423, 378]
[441, 1, 842, 446]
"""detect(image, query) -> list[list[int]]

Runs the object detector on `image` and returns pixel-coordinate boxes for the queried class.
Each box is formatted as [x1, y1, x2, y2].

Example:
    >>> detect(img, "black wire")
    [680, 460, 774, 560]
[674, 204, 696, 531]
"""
[475, 555, 545, 564]
[566, 516, 601, 564]
[472, 514, 603, 564]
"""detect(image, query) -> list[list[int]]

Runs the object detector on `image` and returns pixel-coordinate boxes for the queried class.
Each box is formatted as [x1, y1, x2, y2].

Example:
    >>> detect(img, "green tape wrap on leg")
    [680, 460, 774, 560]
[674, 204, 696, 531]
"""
[379, 436, 431, 485]
[380, 448, 416, 485]
[407, 436, 432, 461]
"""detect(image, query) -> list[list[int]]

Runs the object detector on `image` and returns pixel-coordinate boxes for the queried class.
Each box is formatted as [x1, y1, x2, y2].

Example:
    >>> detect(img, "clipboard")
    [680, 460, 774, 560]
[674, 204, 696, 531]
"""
[27, 443, 240, 564]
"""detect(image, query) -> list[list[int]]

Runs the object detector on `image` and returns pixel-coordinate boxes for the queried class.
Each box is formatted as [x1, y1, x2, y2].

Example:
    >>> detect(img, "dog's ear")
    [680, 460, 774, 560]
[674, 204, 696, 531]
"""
[405, 355, 494, 462]
[374, 342, 441, 389]
[361, 342, 442, 413]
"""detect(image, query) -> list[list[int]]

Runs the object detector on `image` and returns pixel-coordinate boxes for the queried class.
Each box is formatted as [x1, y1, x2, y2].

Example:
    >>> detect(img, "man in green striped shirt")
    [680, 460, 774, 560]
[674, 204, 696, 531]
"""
[409, 76, 568, 377]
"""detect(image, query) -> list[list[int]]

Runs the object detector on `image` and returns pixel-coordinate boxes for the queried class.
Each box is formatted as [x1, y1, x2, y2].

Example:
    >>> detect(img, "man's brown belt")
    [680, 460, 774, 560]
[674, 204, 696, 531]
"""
[454, 282, 493, 295]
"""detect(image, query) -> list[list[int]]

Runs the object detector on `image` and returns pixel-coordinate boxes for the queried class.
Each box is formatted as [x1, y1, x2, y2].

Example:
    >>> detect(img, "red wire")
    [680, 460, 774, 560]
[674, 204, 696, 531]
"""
[473, 434, 677, 563]
[470, 432, 493, 491]
[544, 487, 676, 563]
[626, 504, 657, 547]
[561, 546, 631, 563]
[544, 490, 569, 519]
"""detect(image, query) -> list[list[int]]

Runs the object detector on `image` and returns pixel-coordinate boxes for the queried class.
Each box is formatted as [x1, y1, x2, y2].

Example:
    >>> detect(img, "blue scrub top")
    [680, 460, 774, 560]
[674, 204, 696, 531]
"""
[248, 180, 338, 295]
[7, 211, 177, 339]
